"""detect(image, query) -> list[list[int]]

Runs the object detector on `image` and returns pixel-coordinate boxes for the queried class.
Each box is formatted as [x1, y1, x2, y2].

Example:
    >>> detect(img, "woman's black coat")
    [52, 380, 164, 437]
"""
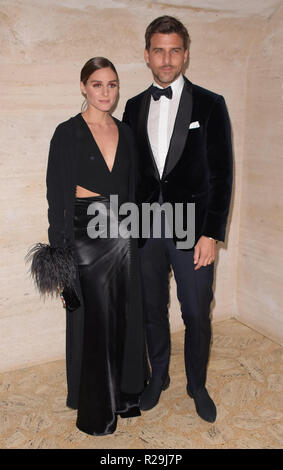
[28, 114, 147, 409]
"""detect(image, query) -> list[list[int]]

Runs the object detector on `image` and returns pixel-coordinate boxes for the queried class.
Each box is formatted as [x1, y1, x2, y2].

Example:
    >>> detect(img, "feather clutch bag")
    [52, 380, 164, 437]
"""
[25, 242, 81, 311]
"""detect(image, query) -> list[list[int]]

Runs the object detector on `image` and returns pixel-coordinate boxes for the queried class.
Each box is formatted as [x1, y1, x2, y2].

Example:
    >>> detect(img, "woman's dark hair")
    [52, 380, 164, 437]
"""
[145, 16, 190, 51]
[80, 57, 119, 84]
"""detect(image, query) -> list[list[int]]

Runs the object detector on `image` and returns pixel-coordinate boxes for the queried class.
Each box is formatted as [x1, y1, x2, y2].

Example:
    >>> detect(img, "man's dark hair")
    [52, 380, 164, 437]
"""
[145, 15, 190, 51]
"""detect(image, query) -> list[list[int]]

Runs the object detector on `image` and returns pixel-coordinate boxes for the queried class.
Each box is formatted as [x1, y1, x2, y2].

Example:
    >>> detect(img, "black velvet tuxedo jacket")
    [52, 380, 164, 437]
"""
[123, 76, 233, 247]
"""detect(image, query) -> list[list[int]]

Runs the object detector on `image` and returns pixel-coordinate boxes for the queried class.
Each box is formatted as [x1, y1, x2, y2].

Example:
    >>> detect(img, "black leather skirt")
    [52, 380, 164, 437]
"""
[73, 196, 142, 436]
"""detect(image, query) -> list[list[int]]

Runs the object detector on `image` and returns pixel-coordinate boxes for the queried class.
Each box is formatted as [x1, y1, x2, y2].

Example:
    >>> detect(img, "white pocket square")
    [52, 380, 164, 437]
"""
[189, 121, 200, 129]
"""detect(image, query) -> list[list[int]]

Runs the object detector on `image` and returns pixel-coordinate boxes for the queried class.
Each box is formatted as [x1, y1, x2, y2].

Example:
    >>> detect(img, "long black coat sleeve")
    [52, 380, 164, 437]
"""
[46, 126, 66, 248]
[26, 124, 77, 296]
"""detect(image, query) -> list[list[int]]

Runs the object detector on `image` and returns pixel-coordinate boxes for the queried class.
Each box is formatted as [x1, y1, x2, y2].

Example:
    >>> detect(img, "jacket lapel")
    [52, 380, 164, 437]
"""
[137, 87, 160, 180]
[162, 78, 193, 178]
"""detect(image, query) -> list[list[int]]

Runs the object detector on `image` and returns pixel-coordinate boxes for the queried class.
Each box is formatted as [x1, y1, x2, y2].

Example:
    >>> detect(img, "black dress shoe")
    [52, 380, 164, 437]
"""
[187, 386, 217, 423]
[140, 376, 170, 411]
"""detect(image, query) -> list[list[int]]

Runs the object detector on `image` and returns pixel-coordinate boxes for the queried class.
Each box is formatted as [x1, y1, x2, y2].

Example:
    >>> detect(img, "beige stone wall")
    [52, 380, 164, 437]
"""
[0, 0, 282, 372]
[237, 4, 283, 345]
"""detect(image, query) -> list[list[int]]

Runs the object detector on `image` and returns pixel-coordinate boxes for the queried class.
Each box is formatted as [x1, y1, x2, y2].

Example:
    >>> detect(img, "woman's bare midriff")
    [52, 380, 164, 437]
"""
[76, 185, 101, 198]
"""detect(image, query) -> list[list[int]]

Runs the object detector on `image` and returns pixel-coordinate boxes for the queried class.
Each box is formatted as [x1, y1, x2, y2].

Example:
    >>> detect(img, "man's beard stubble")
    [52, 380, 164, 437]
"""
[153, 67, 181, 86]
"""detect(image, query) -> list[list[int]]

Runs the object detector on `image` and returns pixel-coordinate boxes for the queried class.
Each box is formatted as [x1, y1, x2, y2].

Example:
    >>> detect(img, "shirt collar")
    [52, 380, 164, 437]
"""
[152, 74, 184, 98]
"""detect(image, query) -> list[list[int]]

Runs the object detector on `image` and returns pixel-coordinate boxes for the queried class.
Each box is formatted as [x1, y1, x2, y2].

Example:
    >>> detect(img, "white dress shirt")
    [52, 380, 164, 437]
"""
[147, 74, 184, 178]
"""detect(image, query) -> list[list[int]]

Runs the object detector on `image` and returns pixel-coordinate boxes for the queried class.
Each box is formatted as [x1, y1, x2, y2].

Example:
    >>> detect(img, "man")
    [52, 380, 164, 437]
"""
[123, 16, 233, 423]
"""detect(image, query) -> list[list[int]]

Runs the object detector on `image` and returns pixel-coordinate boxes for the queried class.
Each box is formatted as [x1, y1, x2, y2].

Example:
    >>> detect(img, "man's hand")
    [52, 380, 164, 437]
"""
[194, 236, 217, 270]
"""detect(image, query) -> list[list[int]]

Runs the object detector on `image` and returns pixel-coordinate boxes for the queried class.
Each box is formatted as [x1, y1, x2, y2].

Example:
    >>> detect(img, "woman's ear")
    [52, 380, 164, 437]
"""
[80, 81, 87, 98]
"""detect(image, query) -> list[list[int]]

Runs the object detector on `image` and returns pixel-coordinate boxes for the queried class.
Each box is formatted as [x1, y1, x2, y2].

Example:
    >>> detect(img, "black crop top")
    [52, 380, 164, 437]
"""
[75, 114, 130, 204]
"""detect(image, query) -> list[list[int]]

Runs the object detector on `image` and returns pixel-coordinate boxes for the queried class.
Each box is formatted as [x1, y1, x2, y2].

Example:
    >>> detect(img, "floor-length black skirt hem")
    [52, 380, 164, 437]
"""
[73, 196, 142, 436]
[76, 405, 141, 436]
[76, 421, 117, 437]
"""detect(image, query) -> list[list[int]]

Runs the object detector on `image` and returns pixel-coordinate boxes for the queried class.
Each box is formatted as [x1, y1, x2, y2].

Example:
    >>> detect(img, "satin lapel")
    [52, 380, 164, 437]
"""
[162, 79, 193, 178]
[138, 87, 160, 179]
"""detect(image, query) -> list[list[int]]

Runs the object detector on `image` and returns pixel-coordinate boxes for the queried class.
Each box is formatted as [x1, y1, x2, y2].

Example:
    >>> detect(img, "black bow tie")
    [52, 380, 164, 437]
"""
[151, 85, 173, 101]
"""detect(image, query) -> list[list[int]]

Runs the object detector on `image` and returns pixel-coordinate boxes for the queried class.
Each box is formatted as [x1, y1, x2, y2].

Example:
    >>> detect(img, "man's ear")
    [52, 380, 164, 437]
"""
[184, 49, 189, 65]
[144, 48, 149, 66]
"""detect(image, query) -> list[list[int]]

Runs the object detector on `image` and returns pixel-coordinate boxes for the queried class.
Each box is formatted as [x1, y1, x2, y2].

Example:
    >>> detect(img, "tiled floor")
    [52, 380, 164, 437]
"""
[0, 319, 283, 449]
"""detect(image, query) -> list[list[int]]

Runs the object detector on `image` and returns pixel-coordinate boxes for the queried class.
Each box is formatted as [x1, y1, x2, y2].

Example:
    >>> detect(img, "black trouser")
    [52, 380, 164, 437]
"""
[140, 203, 214, 394]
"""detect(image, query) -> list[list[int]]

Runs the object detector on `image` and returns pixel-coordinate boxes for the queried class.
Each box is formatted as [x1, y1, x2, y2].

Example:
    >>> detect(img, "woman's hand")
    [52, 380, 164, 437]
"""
[57, 286, 66, 308]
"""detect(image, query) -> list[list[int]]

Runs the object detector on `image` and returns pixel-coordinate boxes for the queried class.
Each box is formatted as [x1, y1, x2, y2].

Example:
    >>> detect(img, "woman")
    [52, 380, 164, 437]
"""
[26, 57, 147, 436]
